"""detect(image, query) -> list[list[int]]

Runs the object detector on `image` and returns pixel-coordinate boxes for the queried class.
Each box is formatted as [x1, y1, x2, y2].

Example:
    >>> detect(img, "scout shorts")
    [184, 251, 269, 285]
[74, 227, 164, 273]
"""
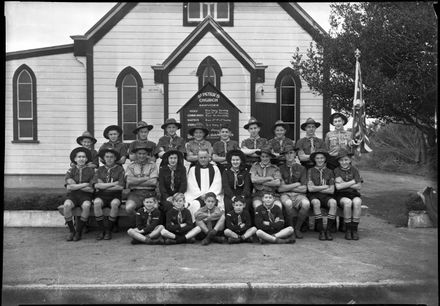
[280, 192, 308, 210]
[66, 190, 93, 207]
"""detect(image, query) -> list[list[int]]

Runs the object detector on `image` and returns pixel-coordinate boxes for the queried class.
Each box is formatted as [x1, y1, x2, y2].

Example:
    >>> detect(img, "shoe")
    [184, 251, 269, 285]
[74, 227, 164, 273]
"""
[187, 238, 196, 244]
[294, 229, 303, 239]
[258, 236, 266, 244]
[249, 236, 260, 243]
[131, 239, 142, 245]
[96, 231, 105, 240]
[227, 237, 241, 244]
[318, 231, 326, 241]
[103, 230, 112, 240]
[201, 238, 211, 245]
[112, 224, 119, 233]
[325, 231, 333, 241]
[73, 232, 82, 241]
[284, 236, 296, 244]
[351, 230, 359, 240]
[164, 238, 177, 245]
[339, 221, 346, 232]
[66, 231, 75, 241]
[212, 236, 226, 244]
[144, 236, 154, 245]
[345, 230, 352, 240]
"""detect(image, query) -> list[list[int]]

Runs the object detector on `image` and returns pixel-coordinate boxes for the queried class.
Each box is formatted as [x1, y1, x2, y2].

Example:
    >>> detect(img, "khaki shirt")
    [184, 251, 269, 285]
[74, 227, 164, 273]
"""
[250, 162, 281, 192]
[325, 129, 352, 156]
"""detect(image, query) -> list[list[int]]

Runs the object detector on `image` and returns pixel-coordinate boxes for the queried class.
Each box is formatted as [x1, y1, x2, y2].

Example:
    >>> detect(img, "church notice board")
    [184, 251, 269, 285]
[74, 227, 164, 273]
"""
[177, 82, 241, 145]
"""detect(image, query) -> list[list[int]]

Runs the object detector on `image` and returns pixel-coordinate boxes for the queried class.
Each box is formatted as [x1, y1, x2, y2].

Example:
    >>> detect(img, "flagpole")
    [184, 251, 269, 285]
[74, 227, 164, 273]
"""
[352, 49, 361, 140]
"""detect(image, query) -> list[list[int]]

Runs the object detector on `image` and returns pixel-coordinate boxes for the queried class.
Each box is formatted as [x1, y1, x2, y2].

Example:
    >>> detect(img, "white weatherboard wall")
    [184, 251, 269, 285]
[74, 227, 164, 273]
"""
[168, 32, 251, 141]
[5, 53, 87, 175]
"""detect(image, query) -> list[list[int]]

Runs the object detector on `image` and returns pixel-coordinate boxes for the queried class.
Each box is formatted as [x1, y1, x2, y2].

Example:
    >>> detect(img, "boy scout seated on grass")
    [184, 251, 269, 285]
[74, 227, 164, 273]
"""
[127, 195, 164, 245]
[224, 196, 257, 244]
[277, 144, 310, 239]
[307, 150, 337, 241]
[254, 191, 295, 244]
[92, 147, 125, 240]
[250, 145, 282, 210]
[194, 192, 226, 245]
[63, 147, 95, 242]
[125, 143, 158, 216]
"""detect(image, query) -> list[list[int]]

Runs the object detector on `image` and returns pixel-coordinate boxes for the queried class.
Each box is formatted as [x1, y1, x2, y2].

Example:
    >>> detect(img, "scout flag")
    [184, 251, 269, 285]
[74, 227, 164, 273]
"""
[352, 49, 372, 156]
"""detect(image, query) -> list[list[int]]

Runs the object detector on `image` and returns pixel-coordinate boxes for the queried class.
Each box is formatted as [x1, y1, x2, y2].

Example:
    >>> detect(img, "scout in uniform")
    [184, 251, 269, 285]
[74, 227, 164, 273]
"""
[194, 192, 226, 245]
[99, 125, 128, 166]
[307, 150, 337, 241]
[334, 149, 363, 240]
[222, 150, 252, 214]
[250, 145, 282, 210]
[62, 147, 95, 241]
[185, 122, 213, 166]
[160, 193, 202, 244]
[158, 150, 187, 218]
[125, 143, 159, 215]
[92, 147, 125, 240]
[241, 117, 268, 169]
[324, 113, 359, 170]
[268, 120, 295, 166]
[128, 121, 157, 163]
[278, 144, 310, 239]
[212, 124, 239, 173]
[127, 196, 165, 245]
[75, 131, 99, 168]
[255, 191, 295, 244]
[224, 196, 257, 244]
[295, 118, 326, 169]
[156, 118, 186, 158]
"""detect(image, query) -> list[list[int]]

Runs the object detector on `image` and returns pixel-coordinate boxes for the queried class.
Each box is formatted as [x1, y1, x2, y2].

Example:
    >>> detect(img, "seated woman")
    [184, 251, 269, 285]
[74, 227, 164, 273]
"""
[222, 149, 252, 214]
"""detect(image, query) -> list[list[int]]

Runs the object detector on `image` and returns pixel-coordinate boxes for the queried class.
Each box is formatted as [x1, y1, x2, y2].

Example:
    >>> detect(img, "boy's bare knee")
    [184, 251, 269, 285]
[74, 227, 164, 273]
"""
[311, 200, 320, 208]
[64, 201, 74, 209]
[301, 200, 310, 210]
[328, 200, 337, 208]
[110, 200, 120, 209]
[82, 201, 91, 209]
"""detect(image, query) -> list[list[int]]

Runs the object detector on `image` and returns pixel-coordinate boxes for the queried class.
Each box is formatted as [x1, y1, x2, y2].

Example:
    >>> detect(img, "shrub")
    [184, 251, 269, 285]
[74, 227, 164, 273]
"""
[404, 193, 426, 212]
[4, 191, 65, 210]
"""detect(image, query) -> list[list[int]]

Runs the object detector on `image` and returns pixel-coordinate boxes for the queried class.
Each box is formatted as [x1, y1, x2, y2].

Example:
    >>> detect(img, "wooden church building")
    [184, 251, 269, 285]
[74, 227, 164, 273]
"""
[5, 2, 328, 186]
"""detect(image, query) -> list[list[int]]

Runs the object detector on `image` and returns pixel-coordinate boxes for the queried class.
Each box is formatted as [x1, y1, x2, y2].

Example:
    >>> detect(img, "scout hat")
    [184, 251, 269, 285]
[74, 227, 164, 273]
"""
[132, 121, 154, 134]
[103, 125, 123, 139]
[329, 112, 348, 126]
[272, 120, 288, 131]
[301, 118, 321, 131]
[309, 149, 330, 163]
[280, 144, 299, 155]
[161, 118, 182, 130]
[131, 142, 153, 153]
[76, 131, 97, 145]
[98, 147, 121, 161]
[244, 117, 263, 130]
[336, 149, 354, 160]
[70, 147, 92, 164]
[226, 149, 246, 165]
[160, 149, 185, 167]
[188, 122, 210, 136]
[255, 145, 276, 158]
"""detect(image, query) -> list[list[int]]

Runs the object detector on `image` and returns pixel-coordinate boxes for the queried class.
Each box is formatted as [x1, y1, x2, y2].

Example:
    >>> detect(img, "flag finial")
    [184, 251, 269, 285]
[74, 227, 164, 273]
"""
[355, 49, 361, 59]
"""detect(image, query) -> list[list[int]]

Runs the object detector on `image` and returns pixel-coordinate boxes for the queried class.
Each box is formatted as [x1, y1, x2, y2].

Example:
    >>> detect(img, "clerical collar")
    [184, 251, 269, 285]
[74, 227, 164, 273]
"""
[198, 163, 210, 168]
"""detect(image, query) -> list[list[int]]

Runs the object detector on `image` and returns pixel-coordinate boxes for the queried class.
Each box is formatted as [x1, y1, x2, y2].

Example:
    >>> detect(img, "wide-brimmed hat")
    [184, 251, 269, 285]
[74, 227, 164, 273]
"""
[280, 144, 299, 155]
[76, 131, 97, 145]
[160, 150, 185, 167]
[226, 149, 246, 165]
[103, 125, 123, 139]
[98, 147, 121, 161]
[243, 117, 263, 130]
[133, 121, 154, 134]
[336, 149, 354, 160]
[272, 120, 288, 131]
[70, 147, 92, 164]
[255, 145, 276, 158]
[329, 113, 348, 126]
[309, 149, 330, 162]
[188, 122, 209, 136]
[161, 118, 182, 130]
[301, 118, 321, 131]
[131, 142, 153, 153]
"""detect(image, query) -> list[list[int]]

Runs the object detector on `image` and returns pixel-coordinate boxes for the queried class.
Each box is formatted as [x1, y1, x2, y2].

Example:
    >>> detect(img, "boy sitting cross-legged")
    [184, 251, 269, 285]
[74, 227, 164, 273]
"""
[194, 192, 226, 245]
[224, 196, 257, 244]
[255, 191, 295, 244]
[160, 193, 202, 244]
[127, 196, 165, 245]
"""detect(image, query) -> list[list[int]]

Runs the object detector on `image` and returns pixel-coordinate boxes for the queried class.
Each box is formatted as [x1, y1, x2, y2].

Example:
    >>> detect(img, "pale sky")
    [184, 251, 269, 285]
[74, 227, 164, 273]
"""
[5, 2, 332, 53]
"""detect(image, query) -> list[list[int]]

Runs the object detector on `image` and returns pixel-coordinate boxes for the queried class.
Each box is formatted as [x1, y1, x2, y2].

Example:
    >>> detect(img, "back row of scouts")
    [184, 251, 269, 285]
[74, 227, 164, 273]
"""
[63, 113, 363, 244]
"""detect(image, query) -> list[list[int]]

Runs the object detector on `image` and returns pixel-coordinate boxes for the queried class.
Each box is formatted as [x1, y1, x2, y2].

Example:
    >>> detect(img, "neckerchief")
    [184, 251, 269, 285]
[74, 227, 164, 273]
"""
[276, 136, 285, 150]
[306, 135, 315, 153]
[108, 140, 121, 148]
[221, 139, 230, 155]
[168, 134, 177, 149]
[75, 164, 87, 182]
[104, 164, 117, 183]
[168, 164, 177, 191]
[250, 135, 260, 149]
[286, 162, 295, 181]
[259, 162, 270, 177]
[237, 213, 243, 226]
[314, 165, 327, 185]
[231, 167, 240, 189]
[174, 207, 184, 224]
[264, 203, 275, 223]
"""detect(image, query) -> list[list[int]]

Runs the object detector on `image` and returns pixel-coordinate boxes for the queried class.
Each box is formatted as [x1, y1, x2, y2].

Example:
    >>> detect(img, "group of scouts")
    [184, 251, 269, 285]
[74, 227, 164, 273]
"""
[63, 112, 363, 245]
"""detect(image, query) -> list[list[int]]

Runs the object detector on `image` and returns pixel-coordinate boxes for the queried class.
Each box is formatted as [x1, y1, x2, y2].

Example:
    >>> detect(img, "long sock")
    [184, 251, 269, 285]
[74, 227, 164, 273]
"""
[315, 214, 323, 232]
[327, 214, 336, 231]
[65, 219, 75, 233]
[352, 218, 360, 231]
[96, 215, 105, 231]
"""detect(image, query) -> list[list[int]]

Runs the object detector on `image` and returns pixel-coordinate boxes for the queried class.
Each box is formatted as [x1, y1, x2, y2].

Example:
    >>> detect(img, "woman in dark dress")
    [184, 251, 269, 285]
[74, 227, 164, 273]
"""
[222, 150, 252, 215]
[158, 150, 187, 220]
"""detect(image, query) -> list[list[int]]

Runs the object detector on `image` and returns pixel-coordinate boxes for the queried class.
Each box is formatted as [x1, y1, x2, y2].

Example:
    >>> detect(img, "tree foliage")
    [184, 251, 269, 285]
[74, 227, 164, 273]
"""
[292, 2, 437, 146]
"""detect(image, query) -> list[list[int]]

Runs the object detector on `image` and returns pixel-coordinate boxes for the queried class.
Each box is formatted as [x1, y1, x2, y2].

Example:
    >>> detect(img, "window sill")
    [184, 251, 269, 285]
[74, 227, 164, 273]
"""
[11, 140, 40, 144]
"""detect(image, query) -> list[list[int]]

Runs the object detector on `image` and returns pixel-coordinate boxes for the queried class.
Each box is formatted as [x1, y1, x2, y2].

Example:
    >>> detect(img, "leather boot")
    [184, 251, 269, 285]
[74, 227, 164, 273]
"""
[351, 222, 359, 240]
[104, 218, 113, 240]
[317, 218, 326, 240]
[73, 219, 86, 241]
[95, 218, 105, 240]
[66, 220, 76, 241]
[344, 222, 352, 240]
[326, 218, 335, 241]
[294, 213, 307, 239]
